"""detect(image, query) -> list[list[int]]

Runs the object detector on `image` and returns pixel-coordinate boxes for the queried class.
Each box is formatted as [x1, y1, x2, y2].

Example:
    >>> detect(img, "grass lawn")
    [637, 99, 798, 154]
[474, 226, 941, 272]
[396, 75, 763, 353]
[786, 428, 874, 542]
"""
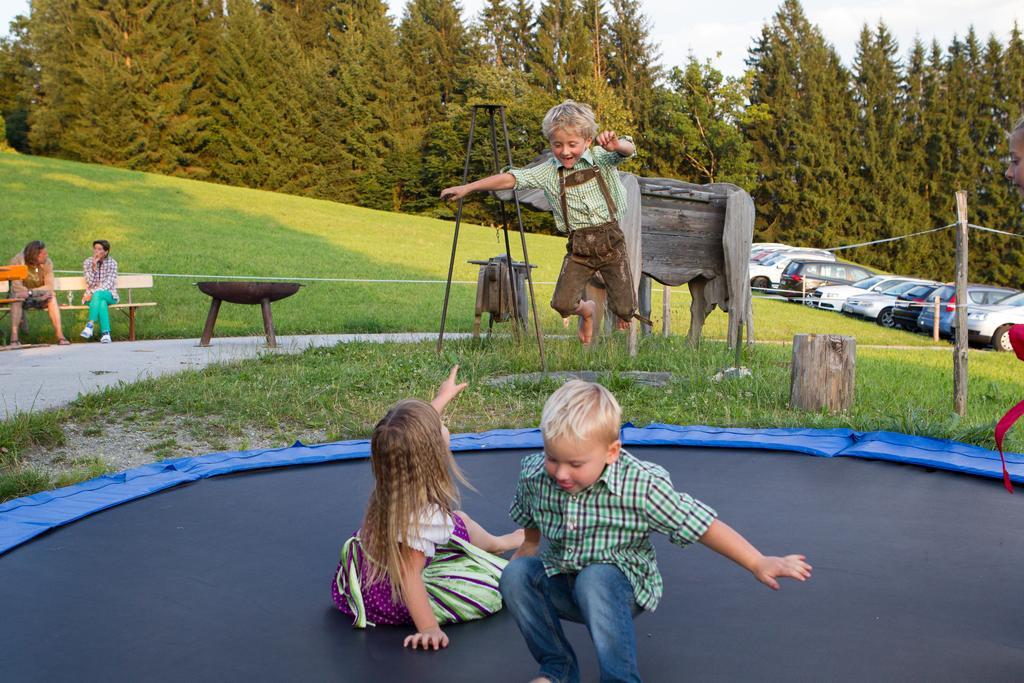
[1, 154, 1020, 502]
[1, 153, 937, 346]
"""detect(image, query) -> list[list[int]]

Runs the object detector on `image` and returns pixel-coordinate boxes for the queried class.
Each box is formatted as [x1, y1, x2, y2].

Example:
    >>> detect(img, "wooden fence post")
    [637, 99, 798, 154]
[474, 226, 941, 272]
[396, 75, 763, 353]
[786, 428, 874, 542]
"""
[953, 191, 969, 417]
[932, 295, 940, 342]
[662, 285, 671, 337]
[790, 334, 856, 412]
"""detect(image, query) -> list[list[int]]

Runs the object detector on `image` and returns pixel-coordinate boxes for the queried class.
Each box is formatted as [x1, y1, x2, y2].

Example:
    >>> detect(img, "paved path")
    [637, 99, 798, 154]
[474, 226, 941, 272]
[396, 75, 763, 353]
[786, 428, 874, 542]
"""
[0, 333, 466, 415]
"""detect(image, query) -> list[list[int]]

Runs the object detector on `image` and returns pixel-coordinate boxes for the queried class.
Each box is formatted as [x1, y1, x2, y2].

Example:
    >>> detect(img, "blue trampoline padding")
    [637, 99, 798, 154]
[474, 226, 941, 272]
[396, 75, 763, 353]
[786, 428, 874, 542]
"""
[2, 424, 1022, 556]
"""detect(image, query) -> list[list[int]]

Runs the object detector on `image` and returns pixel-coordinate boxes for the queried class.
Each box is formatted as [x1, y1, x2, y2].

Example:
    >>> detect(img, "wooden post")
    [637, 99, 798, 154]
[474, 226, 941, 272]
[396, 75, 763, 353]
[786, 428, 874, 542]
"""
[790, 334, 856, 413]
[953, 191, 969, 416]
[662, 285, 671, 337]
[637, 275, 652, 336]
[932, 295, 940, 342]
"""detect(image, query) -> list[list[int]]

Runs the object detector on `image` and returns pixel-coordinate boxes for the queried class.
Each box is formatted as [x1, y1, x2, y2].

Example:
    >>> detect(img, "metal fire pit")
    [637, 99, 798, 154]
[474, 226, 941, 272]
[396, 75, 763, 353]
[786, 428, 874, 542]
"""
[196, 281, 301, 348]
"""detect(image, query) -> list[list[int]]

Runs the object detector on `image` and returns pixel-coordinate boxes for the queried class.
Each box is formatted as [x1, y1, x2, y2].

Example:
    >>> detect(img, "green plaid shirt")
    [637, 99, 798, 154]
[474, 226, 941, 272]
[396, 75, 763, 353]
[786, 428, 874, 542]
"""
[508, 138, 634, 233]
[509, 449, 717, 611]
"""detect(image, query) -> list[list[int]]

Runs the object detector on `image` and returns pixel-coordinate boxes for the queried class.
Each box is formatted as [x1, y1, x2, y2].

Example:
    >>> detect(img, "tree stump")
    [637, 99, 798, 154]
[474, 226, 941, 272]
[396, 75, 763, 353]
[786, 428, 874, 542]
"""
[789, 334, 855, 413]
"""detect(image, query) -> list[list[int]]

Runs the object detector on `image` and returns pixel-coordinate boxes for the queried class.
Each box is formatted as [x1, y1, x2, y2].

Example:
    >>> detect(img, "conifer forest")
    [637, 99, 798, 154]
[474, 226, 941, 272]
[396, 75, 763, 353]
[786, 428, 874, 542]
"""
[1, 0, 1023, 283]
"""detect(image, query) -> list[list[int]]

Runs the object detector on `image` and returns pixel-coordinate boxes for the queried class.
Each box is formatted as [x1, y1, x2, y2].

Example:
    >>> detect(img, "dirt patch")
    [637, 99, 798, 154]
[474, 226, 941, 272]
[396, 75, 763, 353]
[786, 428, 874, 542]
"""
[21, 416, 328, 480]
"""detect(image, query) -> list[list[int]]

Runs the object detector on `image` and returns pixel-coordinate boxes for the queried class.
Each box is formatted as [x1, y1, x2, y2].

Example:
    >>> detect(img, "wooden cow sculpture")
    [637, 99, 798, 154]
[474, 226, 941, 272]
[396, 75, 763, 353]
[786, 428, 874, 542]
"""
[634, 177, 755, 348]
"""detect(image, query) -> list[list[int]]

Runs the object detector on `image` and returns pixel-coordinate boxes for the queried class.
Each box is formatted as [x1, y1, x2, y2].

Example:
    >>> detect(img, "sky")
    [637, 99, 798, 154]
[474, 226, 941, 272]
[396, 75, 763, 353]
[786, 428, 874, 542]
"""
[1, 0, 1021, 78]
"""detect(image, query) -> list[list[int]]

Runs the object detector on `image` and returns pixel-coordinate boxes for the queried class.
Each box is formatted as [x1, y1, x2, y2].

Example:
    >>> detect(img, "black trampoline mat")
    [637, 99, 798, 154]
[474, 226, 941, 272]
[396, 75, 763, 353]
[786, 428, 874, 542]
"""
[3, 445, 1024, 682]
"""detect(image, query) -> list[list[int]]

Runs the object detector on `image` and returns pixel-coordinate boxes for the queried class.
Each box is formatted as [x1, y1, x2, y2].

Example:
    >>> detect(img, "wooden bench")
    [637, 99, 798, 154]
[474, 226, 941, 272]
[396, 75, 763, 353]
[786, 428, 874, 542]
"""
[0, 274, 156, 341]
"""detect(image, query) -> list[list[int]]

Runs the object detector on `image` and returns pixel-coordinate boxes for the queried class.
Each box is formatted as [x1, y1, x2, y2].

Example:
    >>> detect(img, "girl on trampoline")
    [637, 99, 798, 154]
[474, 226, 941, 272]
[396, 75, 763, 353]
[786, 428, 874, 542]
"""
[332, 366, 524, 650]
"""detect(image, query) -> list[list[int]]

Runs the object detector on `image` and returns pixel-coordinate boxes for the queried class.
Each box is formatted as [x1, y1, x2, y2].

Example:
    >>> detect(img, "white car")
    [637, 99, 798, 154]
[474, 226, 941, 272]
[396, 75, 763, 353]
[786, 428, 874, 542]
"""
[965, 291, 1024, 351]
[811, 275, 923, 312]
[750, 249, 835, 291]
[842, 280, 939, 327]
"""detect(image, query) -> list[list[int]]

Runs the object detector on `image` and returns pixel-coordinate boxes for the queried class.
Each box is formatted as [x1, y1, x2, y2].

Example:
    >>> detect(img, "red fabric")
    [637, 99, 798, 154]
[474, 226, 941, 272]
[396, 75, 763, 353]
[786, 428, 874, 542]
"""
[995, 400, 1024, 493]
[1010, 324, 1024, 361]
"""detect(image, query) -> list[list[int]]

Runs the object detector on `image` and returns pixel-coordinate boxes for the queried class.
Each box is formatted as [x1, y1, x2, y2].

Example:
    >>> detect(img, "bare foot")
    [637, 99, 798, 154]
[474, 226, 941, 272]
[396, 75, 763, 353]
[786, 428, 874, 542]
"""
[616, 317, 629, 331]
[575, 300, 596, 345]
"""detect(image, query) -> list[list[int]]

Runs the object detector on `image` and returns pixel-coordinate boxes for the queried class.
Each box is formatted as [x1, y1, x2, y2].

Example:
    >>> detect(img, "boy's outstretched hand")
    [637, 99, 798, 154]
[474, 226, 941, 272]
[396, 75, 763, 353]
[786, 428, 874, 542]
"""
[440, 185, 468, 202]
[431, 365, 468, 414]
[752, 554, 812, 590]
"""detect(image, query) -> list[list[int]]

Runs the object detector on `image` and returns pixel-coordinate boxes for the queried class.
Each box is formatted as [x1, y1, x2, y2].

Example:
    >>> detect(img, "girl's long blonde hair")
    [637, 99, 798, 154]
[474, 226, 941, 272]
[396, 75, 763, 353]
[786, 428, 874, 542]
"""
[360, 399, 468, 601]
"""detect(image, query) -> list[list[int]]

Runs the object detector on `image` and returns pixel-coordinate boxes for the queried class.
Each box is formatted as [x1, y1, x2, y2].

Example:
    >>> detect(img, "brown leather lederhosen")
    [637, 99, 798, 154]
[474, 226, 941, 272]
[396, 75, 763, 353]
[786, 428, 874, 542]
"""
[550, 165, 640, 321]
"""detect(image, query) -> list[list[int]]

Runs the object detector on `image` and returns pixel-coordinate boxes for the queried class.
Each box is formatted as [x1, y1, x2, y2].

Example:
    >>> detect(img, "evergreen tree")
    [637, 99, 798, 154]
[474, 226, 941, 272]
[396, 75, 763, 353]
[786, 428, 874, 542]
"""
[0, 14, 32, 151]
[399, 0, 473, 122]
[850, 22, 922, 273]
[605, 0, 659, 162]
[530, 0, 593, 94]
[475, 0, 515, 69]
[744, 0, 858, 248]
[506, 0, 536, 73]
[28, 0, 90, 156]
[322, 0, 420, 210]
[209, 0, 317, 192]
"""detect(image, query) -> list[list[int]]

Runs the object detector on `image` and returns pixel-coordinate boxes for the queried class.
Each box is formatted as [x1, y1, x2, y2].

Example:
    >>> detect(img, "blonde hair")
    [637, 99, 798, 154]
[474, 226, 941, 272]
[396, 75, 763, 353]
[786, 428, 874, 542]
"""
[540, 380, 621, 445]
[1011, 115, 1024, 139]
[542, 100, 598, 141]
[361, 399, 468, 602]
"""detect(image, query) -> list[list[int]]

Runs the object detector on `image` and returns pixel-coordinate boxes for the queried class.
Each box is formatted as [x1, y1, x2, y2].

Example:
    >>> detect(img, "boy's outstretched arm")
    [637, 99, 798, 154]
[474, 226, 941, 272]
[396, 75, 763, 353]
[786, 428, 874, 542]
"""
[510, 527, 541, 561]
[440, 172, 517, 202]
[699, 519, 812, 590]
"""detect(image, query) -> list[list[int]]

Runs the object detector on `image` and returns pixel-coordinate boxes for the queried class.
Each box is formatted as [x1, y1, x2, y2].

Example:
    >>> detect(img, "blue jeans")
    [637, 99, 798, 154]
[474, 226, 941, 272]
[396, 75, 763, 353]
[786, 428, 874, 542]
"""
[500, 557, 643, 683]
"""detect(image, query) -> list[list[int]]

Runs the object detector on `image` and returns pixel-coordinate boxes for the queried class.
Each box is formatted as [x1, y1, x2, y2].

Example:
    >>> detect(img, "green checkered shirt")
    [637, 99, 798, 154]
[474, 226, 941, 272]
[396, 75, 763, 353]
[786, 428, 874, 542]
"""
[509, 448, 717, 611]
[508, 139, 634, 233]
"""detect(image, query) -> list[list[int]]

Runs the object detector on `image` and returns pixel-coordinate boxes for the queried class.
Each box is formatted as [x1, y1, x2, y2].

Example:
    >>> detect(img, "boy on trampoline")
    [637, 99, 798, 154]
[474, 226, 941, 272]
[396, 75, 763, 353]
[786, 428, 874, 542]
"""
[441, 100, 647, 346]
[332, 366, 524, 650]
[501, 380, 812, 682]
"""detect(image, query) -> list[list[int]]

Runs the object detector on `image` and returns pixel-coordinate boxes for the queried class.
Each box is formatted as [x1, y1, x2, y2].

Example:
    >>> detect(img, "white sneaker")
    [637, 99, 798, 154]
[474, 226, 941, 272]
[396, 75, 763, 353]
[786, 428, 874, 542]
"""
[100, 333, 111, 344]
[80, 324, 93, 339]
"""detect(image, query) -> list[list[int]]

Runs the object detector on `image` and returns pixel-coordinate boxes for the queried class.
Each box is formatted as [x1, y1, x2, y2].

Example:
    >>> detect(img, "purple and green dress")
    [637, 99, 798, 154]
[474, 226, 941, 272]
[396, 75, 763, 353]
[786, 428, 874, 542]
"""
[332, 509, 507, 627]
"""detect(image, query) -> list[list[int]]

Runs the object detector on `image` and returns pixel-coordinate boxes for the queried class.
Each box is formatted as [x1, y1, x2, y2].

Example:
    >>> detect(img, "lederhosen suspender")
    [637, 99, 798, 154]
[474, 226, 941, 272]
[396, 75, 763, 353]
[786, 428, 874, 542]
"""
[557, 165, 618, 232]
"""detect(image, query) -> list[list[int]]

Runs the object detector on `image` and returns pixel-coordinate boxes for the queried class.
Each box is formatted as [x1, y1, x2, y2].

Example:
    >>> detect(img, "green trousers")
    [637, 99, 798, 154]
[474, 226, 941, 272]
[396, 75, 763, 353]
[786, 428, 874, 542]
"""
[88, 290, 116, 333]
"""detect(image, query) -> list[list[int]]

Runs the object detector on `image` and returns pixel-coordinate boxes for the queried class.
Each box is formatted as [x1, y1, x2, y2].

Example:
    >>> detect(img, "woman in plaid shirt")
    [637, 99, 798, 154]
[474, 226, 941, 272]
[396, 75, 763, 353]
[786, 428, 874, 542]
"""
[80, 240, 119, 344]
[500, 381, 812, 683]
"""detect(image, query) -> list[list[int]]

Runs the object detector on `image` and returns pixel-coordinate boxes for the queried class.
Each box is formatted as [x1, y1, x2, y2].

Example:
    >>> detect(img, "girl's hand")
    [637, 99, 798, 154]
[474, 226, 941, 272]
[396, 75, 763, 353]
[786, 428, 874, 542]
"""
[752, 554, 812, 590]
[403, 627, 449, 650]
[432, 365, 468, 414]
[82, 291, 92, 303]
[596, 131, 619, 151]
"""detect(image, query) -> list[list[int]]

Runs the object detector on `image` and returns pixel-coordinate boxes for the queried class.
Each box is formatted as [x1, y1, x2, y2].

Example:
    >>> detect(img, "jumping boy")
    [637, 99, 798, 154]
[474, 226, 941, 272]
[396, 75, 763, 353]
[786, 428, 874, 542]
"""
[440, 101, 646, 346]
[501, 380, 812, 682]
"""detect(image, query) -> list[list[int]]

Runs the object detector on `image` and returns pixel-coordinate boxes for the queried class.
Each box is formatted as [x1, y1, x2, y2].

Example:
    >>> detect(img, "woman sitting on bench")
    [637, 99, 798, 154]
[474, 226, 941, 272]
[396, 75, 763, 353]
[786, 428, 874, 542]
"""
[79, 239, 119, 344]
[8, 240, 69, 347]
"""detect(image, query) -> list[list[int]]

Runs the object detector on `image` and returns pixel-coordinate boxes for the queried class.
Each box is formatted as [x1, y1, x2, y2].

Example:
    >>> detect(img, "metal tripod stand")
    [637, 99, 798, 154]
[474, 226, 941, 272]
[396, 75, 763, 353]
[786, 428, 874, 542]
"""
[436, 104, 548, 371]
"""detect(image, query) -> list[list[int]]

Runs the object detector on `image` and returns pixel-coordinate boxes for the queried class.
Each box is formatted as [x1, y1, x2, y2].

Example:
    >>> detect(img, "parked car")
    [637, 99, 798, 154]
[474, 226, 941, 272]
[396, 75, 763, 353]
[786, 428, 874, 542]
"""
[842, 279, 939, 327]
[750, 249, 837, 291]
[778, 260, 875, 300]
[916, 284, 1018, 338]
[965, 291, 1024, 350]
[891, 283, 944, 331]
[807, 274, 910, 311]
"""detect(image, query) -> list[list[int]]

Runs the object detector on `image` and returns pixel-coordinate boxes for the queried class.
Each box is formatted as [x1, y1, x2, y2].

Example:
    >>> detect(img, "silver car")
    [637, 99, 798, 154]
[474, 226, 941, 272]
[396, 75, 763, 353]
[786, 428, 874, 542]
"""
[843, 280, 939, 327]
[965, 291, 1024, 351]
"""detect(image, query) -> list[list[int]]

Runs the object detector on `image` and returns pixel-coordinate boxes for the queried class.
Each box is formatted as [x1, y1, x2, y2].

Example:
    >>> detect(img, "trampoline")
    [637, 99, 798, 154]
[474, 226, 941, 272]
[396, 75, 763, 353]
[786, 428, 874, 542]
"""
[3, 425, 1024, 682]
